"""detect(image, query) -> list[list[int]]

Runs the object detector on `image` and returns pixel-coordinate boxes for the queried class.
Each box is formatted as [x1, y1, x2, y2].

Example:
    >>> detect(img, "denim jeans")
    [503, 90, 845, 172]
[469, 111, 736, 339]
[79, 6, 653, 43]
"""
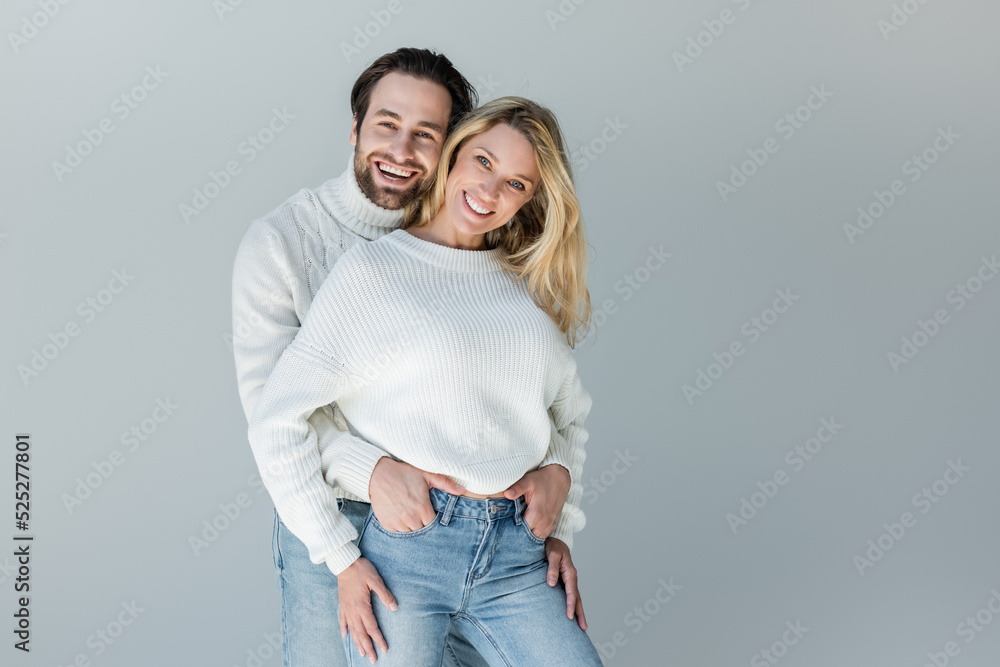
[272, 499, 490, 667]
[343, 489, 603, 667]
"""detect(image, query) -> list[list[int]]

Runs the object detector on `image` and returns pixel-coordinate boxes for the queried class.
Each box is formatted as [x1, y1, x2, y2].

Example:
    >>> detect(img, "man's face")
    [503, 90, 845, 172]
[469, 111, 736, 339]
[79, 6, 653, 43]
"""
[351, 72, 452, 210]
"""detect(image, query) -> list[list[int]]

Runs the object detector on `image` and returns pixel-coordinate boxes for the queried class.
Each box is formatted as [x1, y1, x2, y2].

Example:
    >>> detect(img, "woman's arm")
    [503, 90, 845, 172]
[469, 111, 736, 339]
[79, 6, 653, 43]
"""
[248, 340, 364, 574]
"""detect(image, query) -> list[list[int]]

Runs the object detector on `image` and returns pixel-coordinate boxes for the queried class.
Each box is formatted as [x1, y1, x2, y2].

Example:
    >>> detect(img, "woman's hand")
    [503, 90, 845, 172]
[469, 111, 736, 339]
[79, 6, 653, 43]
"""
[544, 537, 588, 631]
[338, 557, 398, 664]
[369, 457, 466, 531]
[502, 463, 571, 540]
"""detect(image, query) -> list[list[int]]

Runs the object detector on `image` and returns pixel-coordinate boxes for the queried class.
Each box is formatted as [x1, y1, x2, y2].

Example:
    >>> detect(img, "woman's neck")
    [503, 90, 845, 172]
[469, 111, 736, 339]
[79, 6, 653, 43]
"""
[407, 210, 488, 251]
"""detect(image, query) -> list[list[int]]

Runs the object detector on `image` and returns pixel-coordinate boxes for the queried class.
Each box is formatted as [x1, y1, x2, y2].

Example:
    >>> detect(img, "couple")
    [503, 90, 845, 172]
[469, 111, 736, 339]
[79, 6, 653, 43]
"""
[233, 48, 602, 666]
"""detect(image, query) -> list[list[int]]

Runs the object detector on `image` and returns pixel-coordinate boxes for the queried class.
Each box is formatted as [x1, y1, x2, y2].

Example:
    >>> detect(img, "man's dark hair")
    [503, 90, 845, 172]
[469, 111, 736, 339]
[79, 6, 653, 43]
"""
[350, 47, 478, 133]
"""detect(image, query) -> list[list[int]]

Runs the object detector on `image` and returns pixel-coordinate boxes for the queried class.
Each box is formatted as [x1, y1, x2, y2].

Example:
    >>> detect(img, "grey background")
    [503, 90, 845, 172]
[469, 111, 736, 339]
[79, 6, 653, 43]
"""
[3, 0, 999, 665]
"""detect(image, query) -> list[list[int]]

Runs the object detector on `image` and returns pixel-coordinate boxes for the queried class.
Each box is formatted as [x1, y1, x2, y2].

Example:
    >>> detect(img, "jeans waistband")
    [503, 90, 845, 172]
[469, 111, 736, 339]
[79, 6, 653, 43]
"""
[429, 488, 528, 526]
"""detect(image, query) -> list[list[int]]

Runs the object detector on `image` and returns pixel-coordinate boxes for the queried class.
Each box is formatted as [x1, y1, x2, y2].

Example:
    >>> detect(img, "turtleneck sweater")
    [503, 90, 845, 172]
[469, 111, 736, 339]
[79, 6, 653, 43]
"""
[248, 228, 592, 575]
[233, 154, 403, 426]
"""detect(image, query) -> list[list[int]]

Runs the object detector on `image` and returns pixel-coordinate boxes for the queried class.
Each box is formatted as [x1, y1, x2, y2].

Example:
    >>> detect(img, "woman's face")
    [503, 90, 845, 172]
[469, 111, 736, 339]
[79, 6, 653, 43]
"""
[441, 123, 540, 237]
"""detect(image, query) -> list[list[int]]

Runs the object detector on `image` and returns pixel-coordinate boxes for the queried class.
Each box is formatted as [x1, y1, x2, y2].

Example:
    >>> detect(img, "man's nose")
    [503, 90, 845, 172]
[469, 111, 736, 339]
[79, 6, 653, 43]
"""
[388, 131, 416, 162]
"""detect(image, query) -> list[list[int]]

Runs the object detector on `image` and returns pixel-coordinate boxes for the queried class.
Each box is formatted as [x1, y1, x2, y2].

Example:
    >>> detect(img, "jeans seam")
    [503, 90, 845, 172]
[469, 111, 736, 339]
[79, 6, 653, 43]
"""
[272, 511, 290, 667]
[454, 612, 513, 667]
[443, 633, 461, 666]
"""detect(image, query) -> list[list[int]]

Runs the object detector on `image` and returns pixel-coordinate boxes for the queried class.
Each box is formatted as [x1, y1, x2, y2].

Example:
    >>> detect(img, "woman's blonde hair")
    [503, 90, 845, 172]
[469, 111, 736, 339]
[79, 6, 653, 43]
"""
[404, 96, 591, 348]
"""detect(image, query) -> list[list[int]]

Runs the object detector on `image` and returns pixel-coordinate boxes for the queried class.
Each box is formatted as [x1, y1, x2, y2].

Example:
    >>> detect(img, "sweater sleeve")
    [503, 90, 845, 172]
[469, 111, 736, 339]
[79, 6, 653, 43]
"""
[248, 341, 365, 574]
[539, 352, 593, 549]
[232, 219, 387, 574]
[231, 218, 301, 424]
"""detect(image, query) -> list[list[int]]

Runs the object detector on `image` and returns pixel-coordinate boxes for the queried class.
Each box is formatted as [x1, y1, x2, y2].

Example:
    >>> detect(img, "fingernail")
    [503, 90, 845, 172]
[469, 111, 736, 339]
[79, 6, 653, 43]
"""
[369, 657, 376, 665]
[390, 602, 398, 611]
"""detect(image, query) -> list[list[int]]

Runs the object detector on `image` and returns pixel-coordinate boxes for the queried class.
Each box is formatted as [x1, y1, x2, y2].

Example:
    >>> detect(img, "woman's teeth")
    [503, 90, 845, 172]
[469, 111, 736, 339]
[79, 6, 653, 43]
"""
[465, 191, 492, 215]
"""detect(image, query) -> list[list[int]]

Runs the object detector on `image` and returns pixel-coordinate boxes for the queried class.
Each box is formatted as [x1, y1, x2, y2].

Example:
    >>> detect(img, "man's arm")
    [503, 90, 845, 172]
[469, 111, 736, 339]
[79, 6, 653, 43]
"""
[232, 218, 384, 573]
[536, 352, 593, 550]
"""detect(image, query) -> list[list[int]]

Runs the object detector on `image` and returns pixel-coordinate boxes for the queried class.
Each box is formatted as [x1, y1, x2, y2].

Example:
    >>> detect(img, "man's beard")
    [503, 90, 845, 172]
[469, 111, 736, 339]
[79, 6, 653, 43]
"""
[353, 148, 430, 210]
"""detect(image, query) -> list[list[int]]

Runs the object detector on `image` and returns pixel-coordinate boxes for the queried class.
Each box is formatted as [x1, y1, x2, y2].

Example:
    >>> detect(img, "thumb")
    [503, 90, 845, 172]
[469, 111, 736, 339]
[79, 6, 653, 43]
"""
[503, 479, 526, 500]
[425, 472, 466, 496]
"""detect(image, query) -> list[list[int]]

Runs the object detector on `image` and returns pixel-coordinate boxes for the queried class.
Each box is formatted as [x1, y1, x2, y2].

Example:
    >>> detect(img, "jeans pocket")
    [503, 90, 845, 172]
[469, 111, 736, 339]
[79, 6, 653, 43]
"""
[370, 509, 442, 538]
[520, 518, 547, 545]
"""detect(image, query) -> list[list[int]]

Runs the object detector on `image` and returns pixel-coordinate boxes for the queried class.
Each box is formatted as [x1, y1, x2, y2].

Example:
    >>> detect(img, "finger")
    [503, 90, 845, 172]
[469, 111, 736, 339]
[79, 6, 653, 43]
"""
[362, 610, 389, 655]
[575, 592, 589, 631]
[546, 550, 562, 586]
[349, 622, 370, 661]
[340, 610, 348, 638]
[371, 576, 399, 612]
[417, 502, 438, 529]
[356, 622, 378, 664]
[426, 473, 466, 495]
[562, 567, 580, 618]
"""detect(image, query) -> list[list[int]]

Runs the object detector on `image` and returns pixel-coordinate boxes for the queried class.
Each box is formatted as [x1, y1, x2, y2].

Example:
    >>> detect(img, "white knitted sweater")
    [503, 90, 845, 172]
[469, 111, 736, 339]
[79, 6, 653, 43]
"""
[247, 228, 592, 574]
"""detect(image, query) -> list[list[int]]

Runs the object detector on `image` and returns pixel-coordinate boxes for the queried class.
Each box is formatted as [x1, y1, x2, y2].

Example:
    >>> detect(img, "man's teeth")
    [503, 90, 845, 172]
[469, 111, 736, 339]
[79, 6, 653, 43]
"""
[377, 163, 415, 178]
[465, 192, 492, 215]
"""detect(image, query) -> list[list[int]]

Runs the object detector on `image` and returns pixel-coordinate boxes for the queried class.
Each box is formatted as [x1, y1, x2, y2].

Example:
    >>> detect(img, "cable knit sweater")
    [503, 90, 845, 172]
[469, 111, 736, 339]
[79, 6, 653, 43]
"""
[231, 155, 404, 501]
[247, 228, 592, 575]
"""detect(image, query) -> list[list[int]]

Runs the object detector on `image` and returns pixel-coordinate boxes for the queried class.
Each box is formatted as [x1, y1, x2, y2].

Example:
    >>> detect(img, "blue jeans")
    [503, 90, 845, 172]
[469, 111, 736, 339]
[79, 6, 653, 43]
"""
[272, 499, 490, 667]
[343, 489, 602, 666]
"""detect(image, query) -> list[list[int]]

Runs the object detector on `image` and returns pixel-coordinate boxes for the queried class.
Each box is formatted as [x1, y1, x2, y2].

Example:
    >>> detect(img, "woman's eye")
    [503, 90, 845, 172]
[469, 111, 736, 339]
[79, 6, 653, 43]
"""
[477, 156, 490, 167]
[510, 180, 524, 190]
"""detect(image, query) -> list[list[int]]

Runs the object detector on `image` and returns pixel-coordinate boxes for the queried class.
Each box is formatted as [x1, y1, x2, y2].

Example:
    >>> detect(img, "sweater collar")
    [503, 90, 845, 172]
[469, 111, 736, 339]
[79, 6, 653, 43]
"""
[385, 228, 507, 274]
[322, 152, 405, 241]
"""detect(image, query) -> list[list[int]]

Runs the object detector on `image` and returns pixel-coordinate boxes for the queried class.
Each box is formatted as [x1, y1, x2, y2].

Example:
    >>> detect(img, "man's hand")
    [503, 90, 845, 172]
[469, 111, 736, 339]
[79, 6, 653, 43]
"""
[338, 557, 397, 664]
[368, 457, 466, 532]
[502, 464, 571, 540]
[544, 537, 588, 631]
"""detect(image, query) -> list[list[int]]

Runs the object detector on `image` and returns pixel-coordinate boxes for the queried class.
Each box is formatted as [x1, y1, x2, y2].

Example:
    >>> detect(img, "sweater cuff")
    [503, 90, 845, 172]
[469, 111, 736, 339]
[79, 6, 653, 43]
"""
[330, 440, 389, 501]
[538, 423, 576, 486]
[324, 541, 363, 576]
[549, 502, 585, 550]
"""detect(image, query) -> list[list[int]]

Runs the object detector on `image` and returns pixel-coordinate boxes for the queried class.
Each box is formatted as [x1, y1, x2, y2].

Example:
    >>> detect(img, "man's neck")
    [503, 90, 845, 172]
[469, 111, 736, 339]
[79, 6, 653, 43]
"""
[326, 154, 405, 241]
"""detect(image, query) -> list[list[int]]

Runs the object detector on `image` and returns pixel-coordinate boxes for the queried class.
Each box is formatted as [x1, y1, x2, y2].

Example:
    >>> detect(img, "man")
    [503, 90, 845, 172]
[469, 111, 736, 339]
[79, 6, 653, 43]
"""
[231, 48, 587, 667]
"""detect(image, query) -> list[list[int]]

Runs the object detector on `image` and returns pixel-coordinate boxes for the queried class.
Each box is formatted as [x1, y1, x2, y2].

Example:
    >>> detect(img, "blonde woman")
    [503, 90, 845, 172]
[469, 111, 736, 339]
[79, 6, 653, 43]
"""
[249, 97, 602, 665]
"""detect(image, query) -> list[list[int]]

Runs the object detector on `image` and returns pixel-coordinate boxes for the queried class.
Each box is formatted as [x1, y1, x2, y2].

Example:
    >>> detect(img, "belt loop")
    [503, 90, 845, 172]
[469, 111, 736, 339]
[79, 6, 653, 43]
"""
[439, 493, 459, 526]
[512, 495, 525, 526]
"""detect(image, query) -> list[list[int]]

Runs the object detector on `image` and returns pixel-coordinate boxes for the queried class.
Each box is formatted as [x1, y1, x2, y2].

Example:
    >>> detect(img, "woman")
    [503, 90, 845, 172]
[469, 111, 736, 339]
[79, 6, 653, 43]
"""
[249, 96, 602, 665]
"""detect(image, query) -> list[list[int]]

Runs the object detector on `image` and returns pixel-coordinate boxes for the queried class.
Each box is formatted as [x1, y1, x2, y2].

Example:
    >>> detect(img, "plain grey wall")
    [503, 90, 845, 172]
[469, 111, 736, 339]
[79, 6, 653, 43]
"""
[3, 0, 999, 665]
